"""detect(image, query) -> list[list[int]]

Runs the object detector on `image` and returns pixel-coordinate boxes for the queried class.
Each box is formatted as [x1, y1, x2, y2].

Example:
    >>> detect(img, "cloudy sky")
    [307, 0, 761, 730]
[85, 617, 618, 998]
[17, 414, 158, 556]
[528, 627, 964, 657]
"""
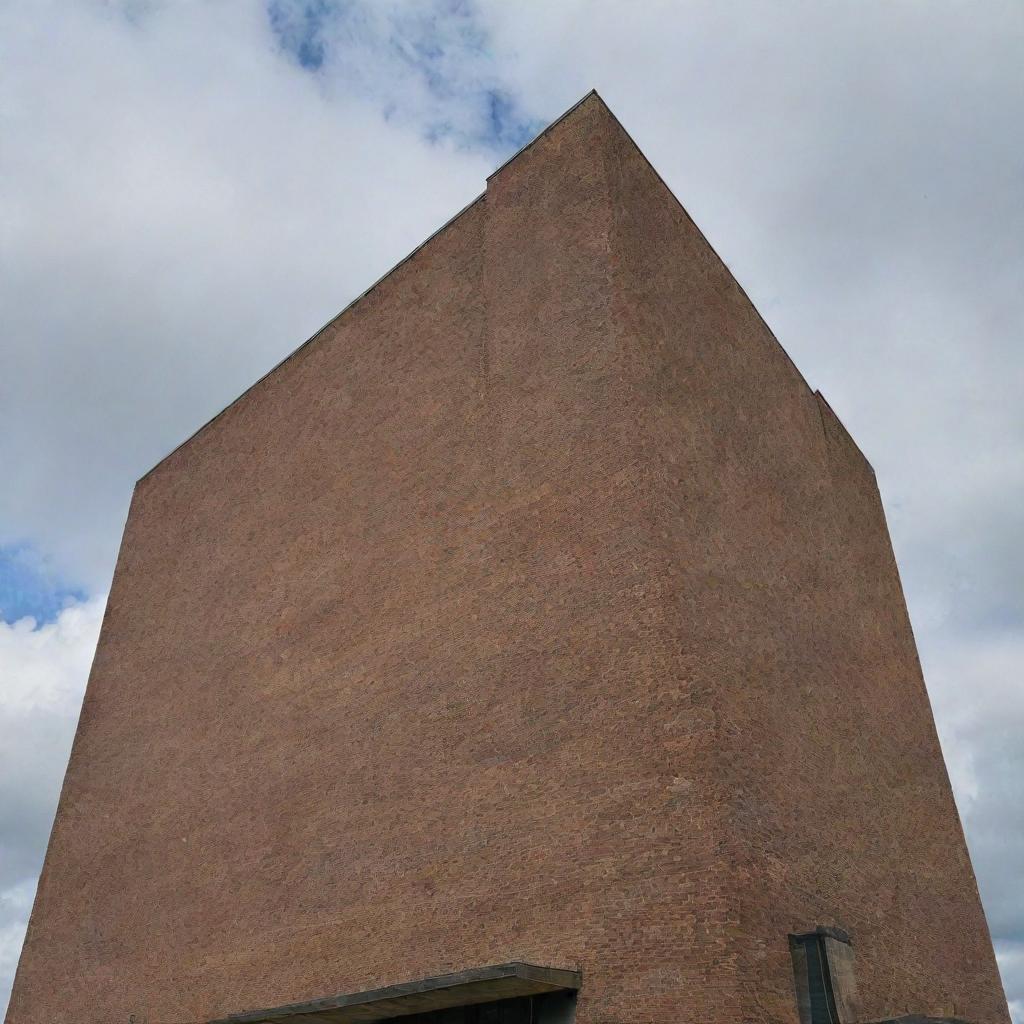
[1, 0, 1021, 1018]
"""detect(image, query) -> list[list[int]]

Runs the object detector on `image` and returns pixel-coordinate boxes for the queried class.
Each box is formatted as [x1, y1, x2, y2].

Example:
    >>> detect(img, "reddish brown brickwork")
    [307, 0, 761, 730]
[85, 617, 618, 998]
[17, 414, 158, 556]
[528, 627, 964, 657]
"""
[6, 93, 1009, 1024]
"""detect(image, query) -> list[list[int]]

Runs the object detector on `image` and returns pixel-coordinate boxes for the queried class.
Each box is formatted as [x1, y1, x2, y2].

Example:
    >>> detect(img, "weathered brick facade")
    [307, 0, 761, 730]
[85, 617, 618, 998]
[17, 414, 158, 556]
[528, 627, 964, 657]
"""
[6, 92, 1009, 1024]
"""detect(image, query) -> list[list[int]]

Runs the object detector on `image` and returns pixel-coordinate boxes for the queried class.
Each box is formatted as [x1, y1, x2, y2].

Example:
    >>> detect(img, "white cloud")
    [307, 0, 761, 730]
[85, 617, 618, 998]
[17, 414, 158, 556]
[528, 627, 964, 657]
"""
[0, 880, 37, 1012]
[266, 0, 540, 148]
[997, 942, 1024, 1024]
[0, 0, 494, 590]
[0, 597, 106, 1013]
[926, 631, 1024, 1015]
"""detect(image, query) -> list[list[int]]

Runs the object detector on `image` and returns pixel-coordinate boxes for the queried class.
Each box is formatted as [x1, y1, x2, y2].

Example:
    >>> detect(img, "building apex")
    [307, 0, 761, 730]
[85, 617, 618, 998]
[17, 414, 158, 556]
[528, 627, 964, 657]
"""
[486, 89, 606, 182]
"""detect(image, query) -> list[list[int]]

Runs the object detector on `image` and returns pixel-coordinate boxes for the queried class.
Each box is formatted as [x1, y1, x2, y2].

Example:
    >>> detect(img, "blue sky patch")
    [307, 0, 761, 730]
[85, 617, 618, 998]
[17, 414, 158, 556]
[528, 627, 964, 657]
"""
[483, 88, 540, 151]
[267, 0, 335, 71]
[265, 0, 541, 155]
[0, 544, 85, 625]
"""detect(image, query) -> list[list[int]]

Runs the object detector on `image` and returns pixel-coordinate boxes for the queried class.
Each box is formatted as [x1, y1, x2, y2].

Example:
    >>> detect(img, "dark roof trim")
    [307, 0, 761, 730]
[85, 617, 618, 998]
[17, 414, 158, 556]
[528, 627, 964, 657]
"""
[868, 1017, 972, 1024]
[207, 962, 582, 1024]
[137, 189, 485, 483]
[486, 89, 598, 182]
[581, 93, 819, 408]
[137, 89, 606, 486]
[140, 85, 848, 485]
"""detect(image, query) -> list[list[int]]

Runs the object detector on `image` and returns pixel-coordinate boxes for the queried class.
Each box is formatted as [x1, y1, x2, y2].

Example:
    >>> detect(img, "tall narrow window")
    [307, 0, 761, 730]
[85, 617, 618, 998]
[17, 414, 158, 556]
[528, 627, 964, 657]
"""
[802, 934, 839, 1023]
[790, 928, 859, 1024]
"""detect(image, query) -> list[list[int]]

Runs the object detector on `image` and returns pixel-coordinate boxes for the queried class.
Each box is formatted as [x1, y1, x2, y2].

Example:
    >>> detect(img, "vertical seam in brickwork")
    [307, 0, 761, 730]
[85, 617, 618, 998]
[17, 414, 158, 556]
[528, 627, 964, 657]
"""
[478, 195, 491, 401]
[600, 95, 747, 1022]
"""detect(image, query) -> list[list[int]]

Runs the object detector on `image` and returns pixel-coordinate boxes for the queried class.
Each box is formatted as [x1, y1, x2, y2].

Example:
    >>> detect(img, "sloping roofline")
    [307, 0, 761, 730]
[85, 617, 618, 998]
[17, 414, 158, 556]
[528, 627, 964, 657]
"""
[139, 88, 836, 483]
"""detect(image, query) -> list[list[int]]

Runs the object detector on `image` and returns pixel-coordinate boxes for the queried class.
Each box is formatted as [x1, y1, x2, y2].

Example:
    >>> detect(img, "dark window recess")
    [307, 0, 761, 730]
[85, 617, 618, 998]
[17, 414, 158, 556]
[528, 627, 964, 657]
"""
[790, 928, 859, 1024]
[396, 993, 576, 1024]
[802, 935, 839, 1024]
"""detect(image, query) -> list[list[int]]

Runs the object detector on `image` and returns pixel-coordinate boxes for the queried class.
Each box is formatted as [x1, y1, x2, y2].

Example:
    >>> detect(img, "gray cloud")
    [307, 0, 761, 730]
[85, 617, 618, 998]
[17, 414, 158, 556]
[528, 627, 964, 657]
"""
[266, 0, 542, 149]
[0, 597, 105, 1012]
[0, 0, 494, 589]
[1, 0, 1021, 1018]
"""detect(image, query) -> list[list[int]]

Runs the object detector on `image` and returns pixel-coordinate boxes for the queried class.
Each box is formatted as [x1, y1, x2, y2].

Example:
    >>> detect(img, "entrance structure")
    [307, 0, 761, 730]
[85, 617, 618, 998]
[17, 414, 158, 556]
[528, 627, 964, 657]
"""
[6, 92, 1009, 1024]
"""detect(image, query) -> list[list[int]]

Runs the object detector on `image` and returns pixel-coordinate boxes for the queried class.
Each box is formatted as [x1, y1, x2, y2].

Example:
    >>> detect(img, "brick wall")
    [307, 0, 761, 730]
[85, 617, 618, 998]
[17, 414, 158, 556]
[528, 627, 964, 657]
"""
[6, 93, 1008, 1024]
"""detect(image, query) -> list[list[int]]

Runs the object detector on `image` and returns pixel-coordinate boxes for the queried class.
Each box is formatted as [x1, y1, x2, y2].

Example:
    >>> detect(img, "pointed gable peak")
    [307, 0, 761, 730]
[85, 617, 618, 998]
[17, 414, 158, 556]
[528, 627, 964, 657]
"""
[486, 89, 622, 183]
[483, 88, 683, 223]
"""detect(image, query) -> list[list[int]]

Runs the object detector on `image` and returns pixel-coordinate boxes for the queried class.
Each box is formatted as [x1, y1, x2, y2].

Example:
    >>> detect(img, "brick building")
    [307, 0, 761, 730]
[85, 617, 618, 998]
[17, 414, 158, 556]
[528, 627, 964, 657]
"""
[6, 92, 1009, 1024]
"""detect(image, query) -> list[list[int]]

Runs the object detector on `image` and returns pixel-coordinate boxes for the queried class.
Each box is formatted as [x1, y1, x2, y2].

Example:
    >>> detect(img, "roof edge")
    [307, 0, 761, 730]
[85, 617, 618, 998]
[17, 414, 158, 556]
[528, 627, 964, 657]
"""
[588, 93, 883, 471]
[591, 94, 820, 404]
[815, 389, 876, 476]
[137, 188, 486, 483]
[486, 89, 600, 182]
[137, 88, 607, 486]
[138, 87, 872, 484]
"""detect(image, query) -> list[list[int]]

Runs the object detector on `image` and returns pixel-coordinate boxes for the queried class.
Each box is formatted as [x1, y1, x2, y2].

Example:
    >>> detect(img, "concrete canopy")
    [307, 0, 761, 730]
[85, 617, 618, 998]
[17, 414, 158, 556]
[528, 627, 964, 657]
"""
[209, 964, 581, 1024]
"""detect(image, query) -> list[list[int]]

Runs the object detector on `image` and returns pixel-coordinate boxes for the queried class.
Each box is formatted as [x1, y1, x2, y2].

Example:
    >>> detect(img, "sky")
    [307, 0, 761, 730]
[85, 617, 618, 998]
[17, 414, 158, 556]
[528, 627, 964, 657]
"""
[0, 0, 1021, 1018]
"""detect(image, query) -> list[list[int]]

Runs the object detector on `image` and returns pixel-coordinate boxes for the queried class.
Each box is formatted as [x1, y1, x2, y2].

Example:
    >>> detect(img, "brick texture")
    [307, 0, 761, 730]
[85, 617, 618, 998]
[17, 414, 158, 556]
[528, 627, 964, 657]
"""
[6, 92, 1009, 1024]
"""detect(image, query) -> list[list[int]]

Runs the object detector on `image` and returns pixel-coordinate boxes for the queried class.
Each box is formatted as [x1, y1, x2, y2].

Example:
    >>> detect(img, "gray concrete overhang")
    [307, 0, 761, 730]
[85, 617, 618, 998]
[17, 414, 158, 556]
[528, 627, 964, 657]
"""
[868, 1018, 971, 1024]
[208, 963, 582, 1024]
